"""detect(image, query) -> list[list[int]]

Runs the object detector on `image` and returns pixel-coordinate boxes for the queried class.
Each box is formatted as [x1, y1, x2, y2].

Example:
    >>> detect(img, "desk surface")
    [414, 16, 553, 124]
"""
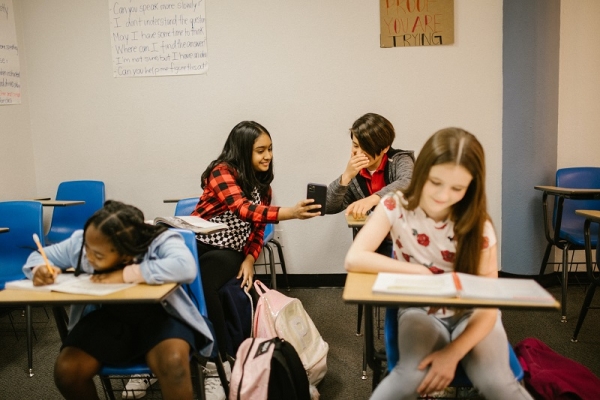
[38, 200, 85, 207]
[163, 196, 200, 203]
[343, 272, 559, 311]
[0, 282, 178, 306]
[534, 186, 600, 197]
[575, 209, 600, 222]
[0, 227, 8, 233]
[346, 214, 367, 228]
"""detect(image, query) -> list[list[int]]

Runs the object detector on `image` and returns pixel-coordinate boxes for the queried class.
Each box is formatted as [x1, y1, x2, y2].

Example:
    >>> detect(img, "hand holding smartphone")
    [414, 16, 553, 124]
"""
[307, 183, 327, 215]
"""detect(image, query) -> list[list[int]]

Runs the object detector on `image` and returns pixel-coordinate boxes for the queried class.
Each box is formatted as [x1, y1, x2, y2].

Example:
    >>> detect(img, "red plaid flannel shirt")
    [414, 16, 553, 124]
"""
[192, 163, 280, 260]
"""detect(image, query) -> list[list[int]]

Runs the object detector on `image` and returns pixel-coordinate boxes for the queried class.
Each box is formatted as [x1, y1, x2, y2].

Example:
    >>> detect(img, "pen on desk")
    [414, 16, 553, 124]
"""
[32, 233, 56, 279]
[452, 272, 463, 295]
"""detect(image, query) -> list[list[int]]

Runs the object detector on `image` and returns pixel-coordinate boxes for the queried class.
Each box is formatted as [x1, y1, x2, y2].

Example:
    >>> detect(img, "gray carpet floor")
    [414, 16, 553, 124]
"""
[0, 283, 598, 399]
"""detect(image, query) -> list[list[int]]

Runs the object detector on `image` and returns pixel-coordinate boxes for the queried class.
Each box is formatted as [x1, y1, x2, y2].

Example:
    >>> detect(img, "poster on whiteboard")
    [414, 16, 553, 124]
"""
[108, 0, 207, 77]
[0, 0, 21, 104]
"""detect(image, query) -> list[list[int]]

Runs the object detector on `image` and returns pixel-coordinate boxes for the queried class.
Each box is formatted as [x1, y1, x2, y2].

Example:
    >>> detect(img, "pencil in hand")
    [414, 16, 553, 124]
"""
[32, 233, 56, 279]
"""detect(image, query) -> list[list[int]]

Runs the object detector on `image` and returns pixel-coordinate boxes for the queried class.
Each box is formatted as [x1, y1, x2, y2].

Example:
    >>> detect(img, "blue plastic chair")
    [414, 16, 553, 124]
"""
[383, 307, 524, 391]
[98, 229, 228, 400]
[0, 201, 46, 377]
[538, 167, 600, 320]
[174, 197, 198, 216]
[46, 180, 105, 244]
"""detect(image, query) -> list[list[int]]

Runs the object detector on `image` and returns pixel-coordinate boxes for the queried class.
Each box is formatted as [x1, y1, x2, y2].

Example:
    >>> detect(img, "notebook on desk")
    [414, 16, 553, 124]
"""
[5, 274, 136, 296]
[372, 272, 557, 305]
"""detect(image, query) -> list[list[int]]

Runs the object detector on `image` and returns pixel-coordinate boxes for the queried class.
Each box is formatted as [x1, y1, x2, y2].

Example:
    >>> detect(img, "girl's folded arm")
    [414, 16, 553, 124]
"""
[139, 235, 197, 284]
[344, 204, 431, 275]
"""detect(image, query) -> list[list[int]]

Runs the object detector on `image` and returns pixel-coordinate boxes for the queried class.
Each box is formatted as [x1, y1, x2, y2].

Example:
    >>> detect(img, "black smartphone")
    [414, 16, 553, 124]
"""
[306, 183, 327, 215]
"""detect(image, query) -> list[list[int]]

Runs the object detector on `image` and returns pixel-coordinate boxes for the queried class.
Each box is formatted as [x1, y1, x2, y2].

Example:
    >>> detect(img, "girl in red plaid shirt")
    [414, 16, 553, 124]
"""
[191, 121, 319, 370]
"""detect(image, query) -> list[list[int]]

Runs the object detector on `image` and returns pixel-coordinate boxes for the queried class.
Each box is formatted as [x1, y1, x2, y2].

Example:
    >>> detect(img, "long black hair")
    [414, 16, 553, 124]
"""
[84, 200, 167, 257]
[201, 121, 274, 198]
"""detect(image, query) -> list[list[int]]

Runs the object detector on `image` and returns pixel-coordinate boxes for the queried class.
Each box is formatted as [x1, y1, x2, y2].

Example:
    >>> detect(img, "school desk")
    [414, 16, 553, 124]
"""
[343, 271, 559, 389]
[0, 282, 178, 376]
[163, 196, 200, 203]
[0, 227, 9, 233]
[37, 200, 85, 207]
[535, 185, 600, 320]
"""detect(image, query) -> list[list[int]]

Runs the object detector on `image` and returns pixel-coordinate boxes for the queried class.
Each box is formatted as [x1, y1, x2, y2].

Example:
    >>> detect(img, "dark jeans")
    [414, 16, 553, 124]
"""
[196, 241, 244, 359]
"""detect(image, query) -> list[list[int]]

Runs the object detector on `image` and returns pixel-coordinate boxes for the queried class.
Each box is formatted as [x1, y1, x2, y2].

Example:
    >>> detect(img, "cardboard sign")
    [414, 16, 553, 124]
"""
[380, 0, 454, 48]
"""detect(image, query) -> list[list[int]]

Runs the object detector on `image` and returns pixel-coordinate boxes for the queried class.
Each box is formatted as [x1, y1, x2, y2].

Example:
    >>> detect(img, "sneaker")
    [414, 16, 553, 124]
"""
[204, 378, 226, 400]
[205, 361, 232, 379]
[203, 361, 230, 400]
[121, 374, 157, 399]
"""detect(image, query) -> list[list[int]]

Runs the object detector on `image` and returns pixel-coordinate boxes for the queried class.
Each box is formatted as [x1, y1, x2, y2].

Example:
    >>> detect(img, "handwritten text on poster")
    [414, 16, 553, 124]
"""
[0, 0, 21, 104]
[108, 0, 207, 77]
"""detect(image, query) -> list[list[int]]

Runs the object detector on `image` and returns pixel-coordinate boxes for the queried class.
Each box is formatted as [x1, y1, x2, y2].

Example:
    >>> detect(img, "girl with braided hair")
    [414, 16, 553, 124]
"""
[23, 200, 213, 400]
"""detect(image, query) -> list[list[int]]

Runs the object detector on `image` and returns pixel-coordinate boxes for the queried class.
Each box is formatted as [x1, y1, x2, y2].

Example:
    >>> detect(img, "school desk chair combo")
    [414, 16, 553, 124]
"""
[571, 210, 600, 342]
[535, 166, 600, 321]
[0, 200, 47, 377]
[45, 180, 105, 244]
[34, 229, 228, 399]
[95, 229, 229, 400]
[343, 272, 559, 390]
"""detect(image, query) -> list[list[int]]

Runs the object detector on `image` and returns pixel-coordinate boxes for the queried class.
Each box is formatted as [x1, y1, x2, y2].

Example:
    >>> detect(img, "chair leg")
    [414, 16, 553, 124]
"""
[571, 283, 597, 342]
[52, 306, 69, 343]
[214, 353, 230, 398]
[270, 239, 290, 291]
[100, 376, 117, 400]
[264, 244, 277, 290]
[361, 338, 368, 380]
[561, 244, 570, 322]
[26, 305, 33, 377]
[191, 359, 205, 400]
[356, 304, 363, 336]
[539, 242, 553, 275]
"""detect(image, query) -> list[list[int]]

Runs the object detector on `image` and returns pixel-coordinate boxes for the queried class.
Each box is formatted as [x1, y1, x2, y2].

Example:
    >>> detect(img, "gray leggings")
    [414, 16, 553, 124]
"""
[370, 308, 533, 400]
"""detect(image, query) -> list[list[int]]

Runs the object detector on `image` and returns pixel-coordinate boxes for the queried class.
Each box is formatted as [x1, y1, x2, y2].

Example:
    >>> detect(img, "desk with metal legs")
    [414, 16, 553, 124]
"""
[0, 283, 178, 377]
[343, 272, 559, 390]
[535, 185, 600, 321]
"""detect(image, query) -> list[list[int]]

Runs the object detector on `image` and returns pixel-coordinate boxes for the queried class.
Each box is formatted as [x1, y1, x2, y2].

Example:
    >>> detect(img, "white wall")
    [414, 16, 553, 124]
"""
[558, 0, 600, 168]
[0, 0, 36, 201]
[11, 0, 504, 275]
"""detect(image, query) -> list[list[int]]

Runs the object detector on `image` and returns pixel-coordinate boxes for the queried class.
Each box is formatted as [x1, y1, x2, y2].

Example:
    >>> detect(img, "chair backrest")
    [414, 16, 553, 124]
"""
[174, 197, 198, 216]
[264, 223, 274, 242]
[384, 307, 523, 383]
[554, 167, 600, 239]
[46, 180, 105, 244]
[171, 228, 208, 317]
[0, 201, 45, 288]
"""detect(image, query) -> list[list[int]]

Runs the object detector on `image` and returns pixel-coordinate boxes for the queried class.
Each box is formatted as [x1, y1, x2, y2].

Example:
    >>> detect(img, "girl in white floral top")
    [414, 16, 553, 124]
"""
[345, 128, 532, 400]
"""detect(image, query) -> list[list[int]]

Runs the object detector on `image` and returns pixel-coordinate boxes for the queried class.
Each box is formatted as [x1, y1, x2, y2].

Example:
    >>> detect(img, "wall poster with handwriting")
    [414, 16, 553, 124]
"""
[380, 0, 454, 48]
[0, 0, 21, 104]
[109, 0, 207, 77]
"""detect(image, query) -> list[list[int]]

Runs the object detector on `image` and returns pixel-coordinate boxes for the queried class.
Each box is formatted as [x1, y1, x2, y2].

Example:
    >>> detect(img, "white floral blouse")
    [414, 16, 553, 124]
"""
[381, 192, 497, 274]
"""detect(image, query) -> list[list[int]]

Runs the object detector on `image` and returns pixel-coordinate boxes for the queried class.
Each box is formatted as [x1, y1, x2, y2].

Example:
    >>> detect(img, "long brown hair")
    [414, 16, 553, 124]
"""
[403, 128, 488, 275]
